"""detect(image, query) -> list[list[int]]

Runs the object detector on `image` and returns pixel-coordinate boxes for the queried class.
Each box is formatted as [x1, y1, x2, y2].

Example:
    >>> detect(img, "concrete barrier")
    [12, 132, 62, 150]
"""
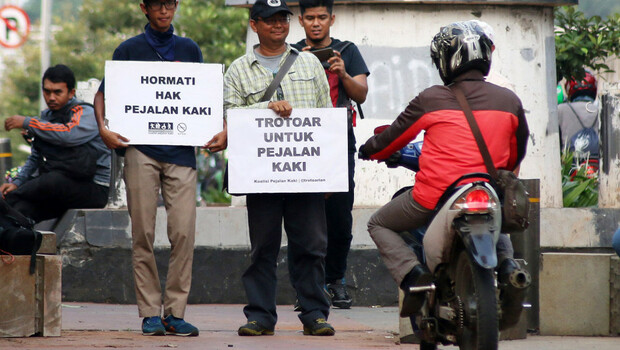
[539, 253, 618, 336]
[0, 232, 61, 337]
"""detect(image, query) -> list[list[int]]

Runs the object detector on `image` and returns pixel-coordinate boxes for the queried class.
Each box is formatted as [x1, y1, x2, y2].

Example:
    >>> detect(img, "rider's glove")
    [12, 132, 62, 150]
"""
[385, 151, 401, 168]
[358, 144, 370, 160]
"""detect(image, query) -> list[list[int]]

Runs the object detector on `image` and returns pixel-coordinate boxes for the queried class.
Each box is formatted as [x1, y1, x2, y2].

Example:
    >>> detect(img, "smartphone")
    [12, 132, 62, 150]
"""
[311, 48, 335, 62]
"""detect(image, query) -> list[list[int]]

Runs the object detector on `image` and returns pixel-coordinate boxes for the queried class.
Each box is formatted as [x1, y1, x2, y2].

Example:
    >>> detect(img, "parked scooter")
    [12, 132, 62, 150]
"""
[371, 126, 531, 350]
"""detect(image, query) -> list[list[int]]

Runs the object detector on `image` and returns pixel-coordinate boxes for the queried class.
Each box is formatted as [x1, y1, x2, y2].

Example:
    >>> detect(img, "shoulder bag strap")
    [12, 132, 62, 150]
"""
[567, 102, 597, 129]
[260, 50, 299, 102]
[450, 84, 499, 180]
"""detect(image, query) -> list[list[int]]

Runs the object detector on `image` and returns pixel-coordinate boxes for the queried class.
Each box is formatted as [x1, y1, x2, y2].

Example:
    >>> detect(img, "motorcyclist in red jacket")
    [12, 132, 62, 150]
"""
[359, 21, 529, 316]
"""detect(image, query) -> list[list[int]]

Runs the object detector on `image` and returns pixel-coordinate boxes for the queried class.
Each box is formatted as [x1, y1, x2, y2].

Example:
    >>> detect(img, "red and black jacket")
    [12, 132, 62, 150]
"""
[363, 70, 529, 210]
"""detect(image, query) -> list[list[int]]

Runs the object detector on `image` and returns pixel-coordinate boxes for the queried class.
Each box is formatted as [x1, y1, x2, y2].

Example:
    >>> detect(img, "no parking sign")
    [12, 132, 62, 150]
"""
[0, 5, 30, 49]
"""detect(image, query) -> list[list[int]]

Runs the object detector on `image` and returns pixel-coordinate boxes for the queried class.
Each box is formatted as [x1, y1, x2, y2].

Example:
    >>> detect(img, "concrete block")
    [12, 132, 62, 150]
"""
[38, 231, 56, 254]
[540, 253, 612, 336]
[0, 256, 36, 337]
[0, 255, 61, 337]
[84, 210, 131, 248]
[37, 255, 62, 336]
[611, 256, 620, 335]
[351, 207, 377, 247]
[540, 208, 597, 247]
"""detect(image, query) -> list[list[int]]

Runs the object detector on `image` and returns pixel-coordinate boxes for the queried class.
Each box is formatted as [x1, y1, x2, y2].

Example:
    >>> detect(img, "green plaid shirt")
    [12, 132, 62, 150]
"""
[224, 44, 331, 115]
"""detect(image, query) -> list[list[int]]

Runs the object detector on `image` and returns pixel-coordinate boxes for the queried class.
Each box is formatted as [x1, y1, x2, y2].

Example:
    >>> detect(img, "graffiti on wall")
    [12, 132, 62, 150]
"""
[358, 45, 442, 120]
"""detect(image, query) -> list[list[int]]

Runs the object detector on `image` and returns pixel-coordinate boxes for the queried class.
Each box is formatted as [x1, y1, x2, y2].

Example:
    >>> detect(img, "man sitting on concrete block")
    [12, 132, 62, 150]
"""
[1, 64, 111, 223]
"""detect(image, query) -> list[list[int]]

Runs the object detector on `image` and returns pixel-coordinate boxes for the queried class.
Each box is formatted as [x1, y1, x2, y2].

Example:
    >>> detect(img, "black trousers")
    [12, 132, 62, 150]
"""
[6, 171, 109, 223]
[324, 152, 355, 283]
[243, 193, 329, 329]
[287, 152, 355, 286]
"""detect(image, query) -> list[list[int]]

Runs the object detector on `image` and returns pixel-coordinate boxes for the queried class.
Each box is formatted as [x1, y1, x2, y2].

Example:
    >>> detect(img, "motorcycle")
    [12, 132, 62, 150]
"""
[370, 126, 531, 350]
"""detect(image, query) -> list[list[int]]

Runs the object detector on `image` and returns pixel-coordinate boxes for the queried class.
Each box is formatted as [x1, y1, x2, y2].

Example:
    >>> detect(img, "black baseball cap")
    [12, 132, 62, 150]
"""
[251, 0, 293, 20]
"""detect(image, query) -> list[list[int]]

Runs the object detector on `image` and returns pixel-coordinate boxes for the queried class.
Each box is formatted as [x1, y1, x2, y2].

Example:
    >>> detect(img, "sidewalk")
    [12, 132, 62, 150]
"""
[1, 303, 618, 349]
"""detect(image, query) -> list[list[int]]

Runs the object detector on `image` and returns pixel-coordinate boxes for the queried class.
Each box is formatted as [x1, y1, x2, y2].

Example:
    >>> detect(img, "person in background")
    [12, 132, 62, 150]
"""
[291, 0, 369, 310]
[613, 228, 620, 258]
[557, 71, 599, 154]
[2, 64, 110, 223]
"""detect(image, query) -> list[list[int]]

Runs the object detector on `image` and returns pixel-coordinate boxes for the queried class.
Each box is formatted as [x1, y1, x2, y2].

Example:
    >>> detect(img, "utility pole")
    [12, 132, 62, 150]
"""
[39, 0, 52, 111]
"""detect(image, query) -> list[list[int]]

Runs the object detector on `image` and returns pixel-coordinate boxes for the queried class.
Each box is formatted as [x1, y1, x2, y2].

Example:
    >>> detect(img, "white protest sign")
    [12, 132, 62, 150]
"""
[227, 108, 348, 193]
[104, 61, 223, 146]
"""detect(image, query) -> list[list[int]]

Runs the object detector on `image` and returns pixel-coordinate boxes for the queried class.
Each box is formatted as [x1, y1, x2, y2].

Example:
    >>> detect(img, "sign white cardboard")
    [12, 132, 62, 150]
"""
[227, 108, 348, 193]
[104, 61, 223, 146]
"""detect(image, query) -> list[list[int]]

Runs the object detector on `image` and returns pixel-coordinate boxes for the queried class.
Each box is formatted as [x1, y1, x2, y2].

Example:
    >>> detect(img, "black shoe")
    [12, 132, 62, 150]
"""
[293, 299, 302, 312]
[303, 318, 335, 336]
[327, 281, 352, 309]
[400, 264, 433, 317]
[237, 321, 274, 336]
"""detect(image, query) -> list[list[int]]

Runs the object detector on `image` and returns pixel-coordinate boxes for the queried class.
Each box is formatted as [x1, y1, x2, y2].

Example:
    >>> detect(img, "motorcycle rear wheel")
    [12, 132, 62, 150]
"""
[454, 250, 498, 350]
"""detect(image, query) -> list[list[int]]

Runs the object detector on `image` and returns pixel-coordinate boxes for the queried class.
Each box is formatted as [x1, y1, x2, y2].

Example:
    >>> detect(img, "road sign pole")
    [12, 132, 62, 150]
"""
[39, 0, 52, 112]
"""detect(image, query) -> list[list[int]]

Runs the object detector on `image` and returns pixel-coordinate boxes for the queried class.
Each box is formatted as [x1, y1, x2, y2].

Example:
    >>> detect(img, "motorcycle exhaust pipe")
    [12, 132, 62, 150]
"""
[498, 261, 532, 330]
[508, 268, 532, 289]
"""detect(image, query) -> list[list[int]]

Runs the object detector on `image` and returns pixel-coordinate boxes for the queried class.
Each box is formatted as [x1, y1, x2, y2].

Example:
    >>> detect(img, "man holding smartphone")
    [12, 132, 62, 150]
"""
[293, 0, 370, 309]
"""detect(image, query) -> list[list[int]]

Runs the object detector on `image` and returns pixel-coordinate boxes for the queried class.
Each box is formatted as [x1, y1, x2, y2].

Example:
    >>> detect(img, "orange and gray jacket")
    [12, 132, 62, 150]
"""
[362, 70, 529, 210]
[15, 98, 111, 187]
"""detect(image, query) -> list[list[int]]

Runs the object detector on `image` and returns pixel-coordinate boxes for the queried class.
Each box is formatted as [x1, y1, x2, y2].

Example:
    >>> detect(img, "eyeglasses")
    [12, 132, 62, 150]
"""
[147, 0, 177, 11]
[258, 16, 290, 26]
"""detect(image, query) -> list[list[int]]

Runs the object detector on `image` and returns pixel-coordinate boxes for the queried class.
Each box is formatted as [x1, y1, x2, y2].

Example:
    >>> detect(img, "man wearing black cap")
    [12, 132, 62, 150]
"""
[223, 0, 334, 337]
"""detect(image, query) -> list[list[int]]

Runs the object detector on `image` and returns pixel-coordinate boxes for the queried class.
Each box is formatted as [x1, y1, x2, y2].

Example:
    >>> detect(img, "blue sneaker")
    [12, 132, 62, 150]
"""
[162, 315, 199, 336]
[142, 316, 165, 336]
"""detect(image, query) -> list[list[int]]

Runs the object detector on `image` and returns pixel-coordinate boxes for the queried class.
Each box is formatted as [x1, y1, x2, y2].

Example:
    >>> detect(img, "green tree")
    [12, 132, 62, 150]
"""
[1, 0, 247, 167]
[555, 6, 620, 81]
[175, 0, 248, 67]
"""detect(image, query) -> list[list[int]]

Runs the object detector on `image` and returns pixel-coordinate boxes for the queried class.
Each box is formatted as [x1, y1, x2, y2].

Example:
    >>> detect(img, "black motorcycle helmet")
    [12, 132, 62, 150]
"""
[430, 21, 493, 85]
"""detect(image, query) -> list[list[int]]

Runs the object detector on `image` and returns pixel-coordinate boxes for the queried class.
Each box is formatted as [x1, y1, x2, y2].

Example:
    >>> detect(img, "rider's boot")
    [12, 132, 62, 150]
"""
[497, 257, 531, 330]
[400, 264, 433, 317]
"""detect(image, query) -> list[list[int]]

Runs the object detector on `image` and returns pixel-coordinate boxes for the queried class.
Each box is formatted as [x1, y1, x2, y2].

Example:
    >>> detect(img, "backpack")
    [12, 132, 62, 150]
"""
[0, 197, 42, 274]
[567, 103, 599, 160]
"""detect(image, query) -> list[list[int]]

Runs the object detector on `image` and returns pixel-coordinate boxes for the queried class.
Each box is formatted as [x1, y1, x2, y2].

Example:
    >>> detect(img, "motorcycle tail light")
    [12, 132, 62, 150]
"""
[451, 186, 498, 213]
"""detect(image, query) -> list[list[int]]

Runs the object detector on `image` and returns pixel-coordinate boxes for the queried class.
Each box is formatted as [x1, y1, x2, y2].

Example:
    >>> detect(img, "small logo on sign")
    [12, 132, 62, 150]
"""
[177, 123, 187, 134]
[148, 122, 174, 135]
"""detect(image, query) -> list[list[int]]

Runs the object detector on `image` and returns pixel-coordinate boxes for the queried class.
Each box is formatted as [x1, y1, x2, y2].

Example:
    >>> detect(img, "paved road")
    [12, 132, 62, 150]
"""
[1, 303, 618, 349]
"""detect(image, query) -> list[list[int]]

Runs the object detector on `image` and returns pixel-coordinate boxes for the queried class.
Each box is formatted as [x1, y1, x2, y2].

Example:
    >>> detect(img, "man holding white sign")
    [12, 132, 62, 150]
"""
[93, 0, 223, 337]
[223, 0, 336, 337]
